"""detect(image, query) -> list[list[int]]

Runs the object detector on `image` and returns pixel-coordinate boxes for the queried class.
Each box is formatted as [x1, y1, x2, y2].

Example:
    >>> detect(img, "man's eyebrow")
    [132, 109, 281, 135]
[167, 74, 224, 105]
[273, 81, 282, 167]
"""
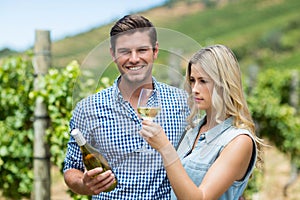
[138, 45, 151, 48]
[117, 45, 151, 49]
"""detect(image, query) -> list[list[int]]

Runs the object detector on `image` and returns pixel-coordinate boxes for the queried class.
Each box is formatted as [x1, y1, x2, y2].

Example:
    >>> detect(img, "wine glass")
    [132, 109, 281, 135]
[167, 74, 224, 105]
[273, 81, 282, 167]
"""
[136, 88, 161, 153]
[137, 88, 161, 122]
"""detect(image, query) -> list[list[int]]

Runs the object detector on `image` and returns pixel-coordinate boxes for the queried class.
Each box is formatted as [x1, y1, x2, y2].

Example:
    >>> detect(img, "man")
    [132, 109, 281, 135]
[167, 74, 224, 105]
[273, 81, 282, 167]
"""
[63, 14, 189, 199]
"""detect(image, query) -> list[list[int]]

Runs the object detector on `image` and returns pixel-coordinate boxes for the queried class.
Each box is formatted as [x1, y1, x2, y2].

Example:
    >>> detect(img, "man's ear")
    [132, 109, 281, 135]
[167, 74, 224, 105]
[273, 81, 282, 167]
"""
[153, 42, 159, 59]
[110, 47, 116, 62]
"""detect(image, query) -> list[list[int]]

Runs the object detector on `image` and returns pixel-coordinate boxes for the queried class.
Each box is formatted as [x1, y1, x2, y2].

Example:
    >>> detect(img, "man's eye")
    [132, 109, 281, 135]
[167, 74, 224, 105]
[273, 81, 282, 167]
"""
[119, 50, 130, 54]
[138, 48, 149, 53]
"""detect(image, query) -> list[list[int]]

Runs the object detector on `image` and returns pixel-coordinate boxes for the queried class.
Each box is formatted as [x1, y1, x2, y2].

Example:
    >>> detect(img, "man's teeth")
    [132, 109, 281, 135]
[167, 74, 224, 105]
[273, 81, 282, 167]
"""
[127, 66, 144, 71]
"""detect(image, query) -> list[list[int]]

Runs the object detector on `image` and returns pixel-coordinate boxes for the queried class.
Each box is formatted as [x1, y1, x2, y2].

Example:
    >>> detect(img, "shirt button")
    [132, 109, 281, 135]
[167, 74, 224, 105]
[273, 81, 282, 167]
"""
[199, 133, 205, 141]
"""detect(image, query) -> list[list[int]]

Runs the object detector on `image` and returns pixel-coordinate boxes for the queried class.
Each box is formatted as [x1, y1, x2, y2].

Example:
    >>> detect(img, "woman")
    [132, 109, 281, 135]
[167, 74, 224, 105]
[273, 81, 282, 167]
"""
[140, 44, 262, 200]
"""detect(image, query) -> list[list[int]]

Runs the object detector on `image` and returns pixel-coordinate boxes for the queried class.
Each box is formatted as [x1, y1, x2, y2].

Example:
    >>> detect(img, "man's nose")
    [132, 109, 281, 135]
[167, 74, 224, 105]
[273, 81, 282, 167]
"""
[129, 50, 140, 63]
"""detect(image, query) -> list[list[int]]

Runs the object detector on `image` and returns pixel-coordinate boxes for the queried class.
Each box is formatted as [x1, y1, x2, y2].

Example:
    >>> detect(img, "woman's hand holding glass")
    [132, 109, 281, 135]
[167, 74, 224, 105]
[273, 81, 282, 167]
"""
[140, 120, 179, 166]
[139, 120, 168, 150]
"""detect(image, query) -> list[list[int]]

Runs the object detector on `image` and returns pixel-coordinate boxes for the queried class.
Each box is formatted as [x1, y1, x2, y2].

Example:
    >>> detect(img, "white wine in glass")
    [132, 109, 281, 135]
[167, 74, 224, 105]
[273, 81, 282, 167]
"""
[136, 88, 161, 153]
[137, 88, 161, 121]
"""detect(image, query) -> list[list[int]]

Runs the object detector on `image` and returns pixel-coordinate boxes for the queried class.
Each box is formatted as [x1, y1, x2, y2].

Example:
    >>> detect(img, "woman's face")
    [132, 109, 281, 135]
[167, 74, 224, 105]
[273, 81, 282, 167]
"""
[189, 64, 214, 114]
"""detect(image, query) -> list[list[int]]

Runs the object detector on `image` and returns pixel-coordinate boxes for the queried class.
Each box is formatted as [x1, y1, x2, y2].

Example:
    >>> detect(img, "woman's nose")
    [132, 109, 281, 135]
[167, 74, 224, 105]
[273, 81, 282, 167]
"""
[191, 84, 199, 94]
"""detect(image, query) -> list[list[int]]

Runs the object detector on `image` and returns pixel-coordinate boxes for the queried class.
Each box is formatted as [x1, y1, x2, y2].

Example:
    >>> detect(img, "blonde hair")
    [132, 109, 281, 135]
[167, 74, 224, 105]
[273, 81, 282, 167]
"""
[185, 44, 263, 165]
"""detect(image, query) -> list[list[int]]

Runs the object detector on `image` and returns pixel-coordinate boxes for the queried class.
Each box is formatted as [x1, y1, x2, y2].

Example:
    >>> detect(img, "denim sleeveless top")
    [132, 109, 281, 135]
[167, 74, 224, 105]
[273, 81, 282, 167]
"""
[171, 117, 257, 200]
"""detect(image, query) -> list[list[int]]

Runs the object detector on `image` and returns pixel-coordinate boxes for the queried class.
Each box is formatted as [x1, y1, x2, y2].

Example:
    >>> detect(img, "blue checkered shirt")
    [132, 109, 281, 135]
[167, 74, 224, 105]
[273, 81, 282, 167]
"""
[63, 77, 189, 199]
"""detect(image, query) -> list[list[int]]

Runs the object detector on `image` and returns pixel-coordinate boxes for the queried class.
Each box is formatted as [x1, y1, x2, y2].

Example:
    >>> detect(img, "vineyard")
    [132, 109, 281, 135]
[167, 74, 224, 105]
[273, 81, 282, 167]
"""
[1, 0, 300, 199]
[0, 51, 299, 199]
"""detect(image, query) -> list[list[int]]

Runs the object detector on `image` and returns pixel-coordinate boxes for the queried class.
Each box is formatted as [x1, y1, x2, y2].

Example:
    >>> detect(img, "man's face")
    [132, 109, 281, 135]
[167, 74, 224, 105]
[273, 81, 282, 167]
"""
[111, 31, 159, 85]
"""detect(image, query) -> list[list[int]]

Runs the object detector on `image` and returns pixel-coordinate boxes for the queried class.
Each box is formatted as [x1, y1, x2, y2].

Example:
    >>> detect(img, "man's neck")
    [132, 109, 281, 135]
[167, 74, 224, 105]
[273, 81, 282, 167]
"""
[118, 78, 153, 110]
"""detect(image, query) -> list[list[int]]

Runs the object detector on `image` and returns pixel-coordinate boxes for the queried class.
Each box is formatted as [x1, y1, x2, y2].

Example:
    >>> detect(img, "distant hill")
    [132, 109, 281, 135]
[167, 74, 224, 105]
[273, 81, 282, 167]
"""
[0, 48, 18, 59]
[51, 0, 299, 70]
[2, 0, 299, 77]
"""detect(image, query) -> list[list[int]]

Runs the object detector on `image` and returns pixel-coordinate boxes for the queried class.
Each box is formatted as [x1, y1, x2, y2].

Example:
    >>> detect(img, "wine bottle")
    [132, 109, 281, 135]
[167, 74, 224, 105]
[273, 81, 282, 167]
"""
[71, 128, 117, 192]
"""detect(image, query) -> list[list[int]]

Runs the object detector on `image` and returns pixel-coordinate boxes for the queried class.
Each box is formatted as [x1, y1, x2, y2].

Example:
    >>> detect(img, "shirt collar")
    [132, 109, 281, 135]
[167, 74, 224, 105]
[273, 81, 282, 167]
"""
[112, 76, 122, 101]
[202, 116, 233, 143]
[112, 76, 160, 102]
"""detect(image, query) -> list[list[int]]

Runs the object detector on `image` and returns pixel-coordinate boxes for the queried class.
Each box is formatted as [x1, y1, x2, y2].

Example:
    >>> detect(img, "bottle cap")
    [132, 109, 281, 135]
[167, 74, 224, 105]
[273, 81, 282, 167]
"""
[71, 129, 86, 146]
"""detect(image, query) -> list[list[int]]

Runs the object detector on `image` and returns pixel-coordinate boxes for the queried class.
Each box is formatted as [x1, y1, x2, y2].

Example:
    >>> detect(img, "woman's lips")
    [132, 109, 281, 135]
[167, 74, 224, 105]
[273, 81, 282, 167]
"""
[194, 97, 204, 103]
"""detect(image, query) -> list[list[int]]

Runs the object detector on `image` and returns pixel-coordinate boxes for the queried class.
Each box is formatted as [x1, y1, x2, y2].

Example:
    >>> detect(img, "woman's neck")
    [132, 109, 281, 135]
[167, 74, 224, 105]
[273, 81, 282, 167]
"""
[203, 113, 218, 131]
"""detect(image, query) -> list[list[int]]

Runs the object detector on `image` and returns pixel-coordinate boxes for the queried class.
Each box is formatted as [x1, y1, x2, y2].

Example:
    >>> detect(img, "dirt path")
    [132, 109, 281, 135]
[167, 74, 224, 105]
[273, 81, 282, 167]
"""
[51, 166, 72, 200]
[258, 144, 300, 200]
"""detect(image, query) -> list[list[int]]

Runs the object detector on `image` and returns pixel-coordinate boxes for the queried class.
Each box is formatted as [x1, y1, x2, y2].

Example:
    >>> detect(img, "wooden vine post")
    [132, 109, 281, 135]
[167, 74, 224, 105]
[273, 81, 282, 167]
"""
[33, 30, 51, 200]
[283, 70, 300, 196]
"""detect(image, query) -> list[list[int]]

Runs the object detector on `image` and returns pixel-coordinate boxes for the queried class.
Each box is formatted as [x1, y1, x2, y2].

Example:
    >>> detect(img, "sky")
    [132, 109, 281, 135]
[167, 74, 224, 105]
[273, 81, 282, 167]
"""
[1, 0, 166, 51]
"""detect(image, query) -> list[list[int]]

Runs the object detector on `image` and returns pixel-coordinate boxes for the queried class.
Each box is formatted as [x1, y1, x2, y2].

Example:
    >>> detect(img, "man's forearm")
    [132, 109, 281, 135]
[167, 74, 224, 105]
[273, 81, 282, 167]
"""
[64, 168, 92, 195]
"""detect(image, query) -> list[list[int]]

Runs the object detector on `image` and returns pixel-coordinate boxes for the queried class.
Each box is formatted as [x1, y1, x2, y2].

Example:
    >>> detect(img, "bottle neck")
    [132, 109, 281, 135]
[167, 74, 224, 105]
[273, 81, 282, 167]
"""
[71, 129, 87, 146]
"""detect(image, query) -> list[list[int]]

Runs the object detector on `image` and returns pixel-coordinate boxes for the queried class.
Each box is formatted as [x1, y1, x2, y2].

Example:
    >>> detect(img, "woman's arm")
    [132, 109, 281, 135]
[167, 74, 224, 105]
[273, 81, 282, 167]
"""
[140, 120, 253, 200]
